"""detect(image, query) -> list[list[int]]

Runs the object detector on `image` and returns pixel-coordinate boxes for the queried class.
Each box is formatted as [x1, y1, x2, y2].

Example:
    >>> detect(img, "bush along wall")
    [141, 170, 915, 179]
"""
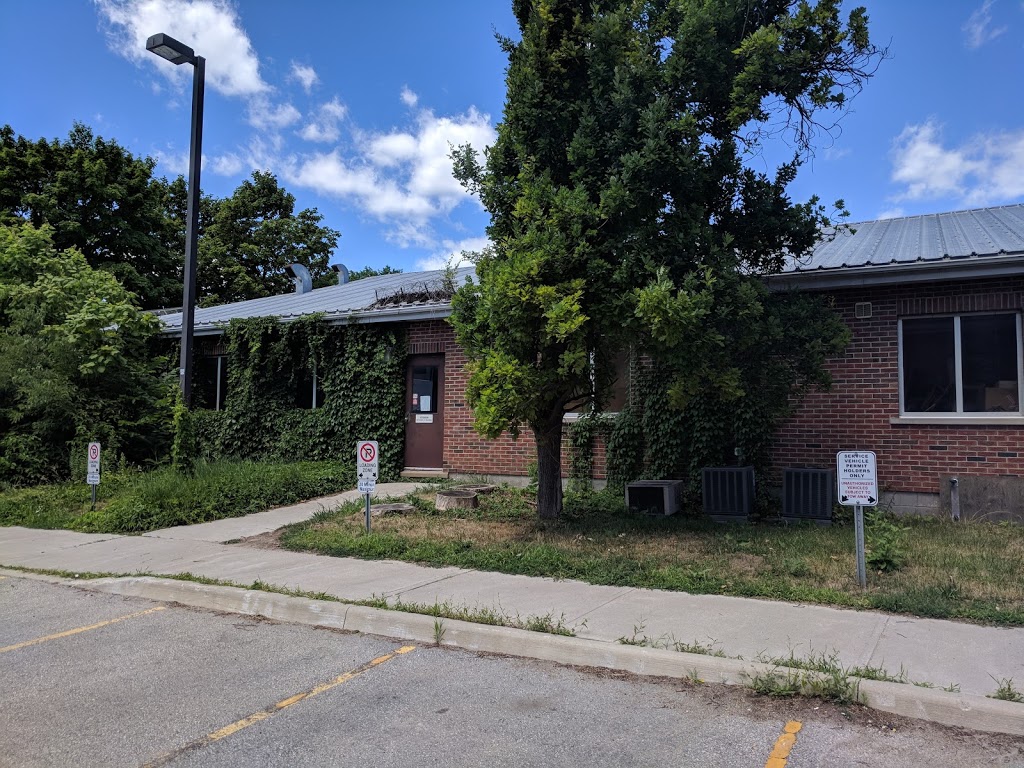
[191, 316, 406, 480]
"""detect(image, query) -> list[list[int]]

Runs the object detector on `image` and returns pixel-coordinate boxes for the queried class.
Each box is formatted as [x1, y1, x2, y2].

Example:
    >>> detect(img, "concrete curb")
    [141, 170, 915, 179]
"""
[72, 575, 1024, 737]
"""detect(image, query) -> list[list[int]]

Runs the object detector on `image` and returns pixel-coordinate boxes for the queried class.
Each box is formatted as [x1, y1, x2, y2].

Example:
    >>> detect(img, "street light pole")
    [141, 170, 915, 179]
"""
[146, 33, 205, 407]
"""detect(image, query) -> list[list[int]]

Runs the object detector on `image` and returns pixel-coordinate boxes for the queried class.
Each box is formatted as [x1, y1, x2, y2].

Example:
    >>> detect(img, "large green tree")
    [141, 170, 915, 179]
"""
[0, 123, 180, 309]
[195, 171, 340, 306]
[452, 0, 882, 518]
[0, 223, 169, 485]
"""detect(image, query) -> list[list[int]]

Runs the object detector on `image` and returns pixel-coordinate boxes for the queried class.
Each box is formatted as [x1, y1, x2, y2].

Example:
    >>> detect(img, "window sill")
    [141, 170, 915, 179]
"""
[891, 415, 1024, 426]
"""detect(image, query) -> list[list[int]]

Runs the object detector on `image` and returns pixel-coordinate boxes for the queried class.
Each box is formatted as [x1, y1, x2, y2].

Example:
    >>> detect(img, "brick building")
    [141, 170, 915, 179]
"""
[160, 204, 1024, 514]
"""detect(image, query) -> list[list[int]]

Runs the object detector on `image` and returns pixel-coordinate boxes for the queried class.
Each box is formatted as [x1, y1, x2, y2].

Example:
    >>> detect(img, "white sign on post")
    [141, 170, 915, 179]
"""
[87, 442, 101, 486]
[357, 440, 379, 481]
[837, 451, 878, 506]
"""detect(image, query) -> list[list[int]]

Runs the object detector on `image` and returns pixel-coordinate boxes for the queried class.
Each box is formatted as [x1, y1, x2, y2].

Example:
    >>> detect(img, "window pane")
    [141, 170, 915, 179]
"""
[606, 350, 630, 412]
[902, 318, 955, 413]
[196, 356, 222, 411]
[412, 366, 438, 413]
[961, 314, 1019, 413]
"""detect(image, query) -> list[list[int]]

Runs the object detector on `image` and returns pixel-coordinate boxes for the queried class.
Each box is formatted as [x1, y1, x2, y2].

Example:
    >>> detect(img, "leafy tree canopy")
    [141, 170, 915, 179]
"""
[0, 123, 179, 309]
[0, 223, 169, 485]
[192, 170, 341, 306]
[451, 0, 883, 518]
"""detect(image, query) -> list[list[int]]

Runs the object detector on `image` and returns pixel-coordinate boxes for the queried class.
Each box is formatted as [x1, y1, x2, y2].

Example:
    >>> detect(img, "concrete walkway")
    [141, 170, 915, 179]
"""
[2, 484, 1022, 701]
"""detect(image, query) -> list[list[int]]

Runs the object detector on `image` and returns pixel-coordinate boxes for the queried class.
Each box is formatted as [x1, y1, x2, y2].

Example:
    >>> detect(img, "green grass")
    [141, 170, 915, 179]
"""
[0, 460, 354, 533]
[280, 487, 1024, 626]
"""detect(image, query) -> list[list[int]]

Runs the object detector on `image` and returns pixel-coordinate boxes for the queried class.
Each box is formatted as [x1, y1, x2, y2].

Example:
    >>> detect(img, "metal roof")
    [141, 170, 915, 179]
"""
[780, 204, 1024, 284]
[160, 266, 475, 335]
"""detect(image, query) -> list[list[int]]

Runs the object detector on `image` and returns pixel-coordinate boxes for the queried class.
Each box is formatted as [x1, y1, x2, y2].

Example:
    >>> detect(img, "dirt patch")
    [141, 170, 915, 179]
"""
[234, 529, 285, 550]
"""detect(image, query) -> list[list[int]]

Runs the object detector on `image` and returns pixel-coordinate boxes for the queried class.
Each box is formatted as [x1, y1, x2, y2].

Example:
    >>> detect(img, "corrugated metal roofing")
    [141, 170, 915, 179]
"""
[160, 266, 475, 334]
[785, 204, 1024, 273]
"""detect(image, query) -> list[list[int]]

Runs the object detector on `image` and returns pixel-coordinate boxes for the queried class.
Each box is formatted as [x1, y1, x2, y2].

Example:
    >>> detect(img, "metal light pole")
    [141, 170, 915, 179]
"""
[147, 33, 205, 407]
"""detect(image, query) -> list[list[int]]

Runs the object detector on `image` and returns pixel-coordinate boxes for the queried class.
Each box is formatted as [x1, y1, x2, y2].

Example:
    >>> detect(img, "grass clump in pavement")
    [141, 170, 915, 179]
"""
[988, 677, 1024, 703]
[0, 460, 353, 533]
[278, 486, 1024, 627]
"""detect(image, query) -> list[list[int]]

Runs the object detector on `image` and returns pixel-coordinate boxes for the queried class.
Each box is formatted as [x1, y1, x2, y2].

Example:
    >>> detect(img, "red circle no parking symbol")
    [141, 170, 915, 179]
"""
[359, 443, 376, 463]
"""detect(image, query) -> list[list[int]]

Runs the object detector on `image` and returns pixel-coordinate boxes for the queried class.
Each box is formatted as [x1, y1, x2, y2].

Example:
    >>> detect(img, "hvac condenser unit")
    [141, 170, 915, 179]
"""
[782, 468, 836, 525]
[701, 466, 755, 522]
[626, 480, 685, 516]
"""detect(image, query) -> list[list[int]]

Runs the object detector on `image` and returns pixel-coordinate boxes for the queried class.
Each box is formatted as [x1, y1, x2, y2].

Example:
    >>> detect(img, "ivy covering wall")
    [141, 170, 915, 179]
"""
[190, 316, 406, 480]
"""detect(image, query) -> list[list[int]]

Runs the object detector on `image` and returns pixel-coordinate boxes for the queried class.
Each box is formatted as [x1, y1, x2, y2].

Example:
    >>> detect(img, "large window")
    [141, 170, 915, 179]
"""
[899, 313, 1022, 415]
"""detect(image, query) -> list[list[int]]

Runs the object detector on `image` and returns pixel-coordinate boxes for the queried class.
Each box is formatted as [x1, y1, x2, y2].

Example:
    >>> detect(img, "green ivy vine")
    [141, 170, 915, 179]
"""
[190, 316, 407, 480]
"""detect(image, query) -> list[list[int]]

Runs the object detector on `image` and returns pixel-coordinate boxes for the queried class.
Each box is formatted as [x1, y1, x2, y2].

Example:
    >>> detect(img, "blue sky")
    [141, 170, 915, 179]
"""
[3, 1, 1023, 274]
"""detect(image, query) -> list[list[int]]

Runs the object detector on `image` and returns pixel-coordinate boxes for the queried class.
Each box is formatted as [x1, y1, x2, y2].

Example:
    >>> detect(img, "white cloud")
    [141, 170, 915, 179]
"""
[285, 106, 496, 248]
[95, 0, 269, 97]
[210, 153, 244, 176]
[400, 86, 418, 107]
[290, 62, 319, 93]
[367, 133, 418, 166]
[963, 0, 1007, 49]
[416, 236, 489, 271]
[299, 97, 347, 143]
[153, 148, 190, 175]
[889, 120, 1024, 206]
[876, 207, 905, 220]
[247, 98, 301, 130]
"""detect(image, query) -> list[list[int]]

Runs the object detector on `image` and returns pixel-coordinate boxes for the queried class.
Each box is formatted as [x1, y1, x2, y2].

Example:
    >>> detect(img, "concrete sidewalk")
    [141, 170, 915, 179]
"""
[2, 484, 1022, 702]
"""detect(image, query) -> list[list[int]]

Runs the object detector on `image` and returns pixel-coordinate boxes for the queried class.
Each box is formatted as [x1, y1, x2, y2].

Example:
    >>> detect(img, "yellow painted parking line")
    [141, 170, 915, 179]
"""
[0, 606, 166, 654]
[765, 721, 802, 768]
[141, 645, 417, 767]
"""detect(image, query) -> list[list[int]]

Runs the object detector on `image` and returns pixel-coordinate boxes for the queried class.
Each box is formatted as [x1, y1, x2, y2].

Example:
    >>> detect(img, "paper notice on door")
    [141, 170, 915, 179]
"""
[420, 395, 431, 412]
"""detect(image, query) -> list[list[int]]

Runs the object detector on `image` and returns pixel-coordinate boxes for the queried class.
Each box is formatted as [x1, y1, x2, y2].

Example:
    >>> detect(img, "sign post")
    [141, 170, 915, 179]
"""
[356, 440, 379, 533]
[837, 451, 878, 589]
[87, 442, 101, 510]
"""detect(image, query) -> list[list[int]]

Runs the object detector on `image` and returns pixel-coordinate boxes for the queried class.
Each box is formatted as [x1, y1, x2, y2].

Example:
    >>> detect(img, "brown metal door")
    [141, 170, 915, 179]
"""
[404, 355, 444, 468]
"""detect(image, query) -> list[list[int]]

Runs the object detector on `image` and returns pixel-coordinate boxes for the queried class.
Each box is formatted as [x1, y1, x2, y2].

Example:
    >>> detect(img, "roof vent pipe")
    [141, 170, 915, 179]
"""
[285, 263, 313, 294]
[331, 264, 350, 285]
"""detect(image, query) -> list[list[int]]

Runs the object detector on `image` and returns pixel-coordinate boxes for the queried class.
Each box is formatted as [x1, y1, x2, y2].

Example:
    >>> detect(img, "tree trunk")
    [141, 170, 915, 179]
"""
[534, 415, 564, 520]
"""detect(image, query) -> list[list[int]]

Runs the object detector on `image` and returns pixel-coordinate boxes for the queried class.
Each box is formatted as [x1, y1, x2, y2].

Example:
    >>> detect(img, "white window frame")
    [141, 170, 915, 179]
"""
[896, 312, 1024, 422]
[563, 349, 630, 422]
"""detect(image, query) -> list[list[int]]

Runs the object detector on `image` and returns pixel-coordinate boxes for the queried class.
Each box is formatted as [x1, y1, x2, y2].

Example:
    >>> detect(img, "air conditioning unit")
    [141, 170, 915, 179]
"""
[701, 466, 755, 522]
[782, 468, 835, 525]
[626, 480, 685, 516]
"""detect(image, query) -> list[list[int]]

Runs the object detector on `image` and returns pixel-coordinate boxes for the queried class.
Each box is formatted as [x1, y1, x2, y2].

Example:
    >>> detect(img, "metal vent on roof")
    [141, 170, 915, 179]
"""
[855, 302, 872, 319]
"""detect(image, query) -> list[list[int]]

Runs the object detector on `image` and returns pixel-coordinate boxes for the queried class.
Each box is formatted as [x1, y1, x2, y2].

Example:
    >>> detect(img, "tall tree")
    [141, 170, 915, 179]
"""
[196, 171, 340, 305]
[451, 0, 882, 519]
[0, 223, 168, 485]
[0, 123, 179, 309]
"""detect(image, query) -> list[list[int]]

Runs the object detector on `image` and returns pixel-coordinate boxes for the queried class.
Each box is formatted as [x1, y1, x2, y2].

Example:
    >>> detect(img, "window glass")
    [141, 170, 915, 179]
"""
[295, 364, 324, 409]
[961, 314, 1019, 412]
[412, 366, 438, 413]
[902, 318, 955, 413]
[605, 350, 630, 412]
[196, 356, 227, 411]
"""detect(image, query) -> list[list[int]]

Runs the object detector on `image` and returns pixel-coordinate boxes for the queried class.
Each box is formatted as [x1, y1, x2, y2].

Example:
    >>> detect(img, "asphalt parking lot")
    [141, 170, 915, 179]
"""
[1, 575, 1021, 767]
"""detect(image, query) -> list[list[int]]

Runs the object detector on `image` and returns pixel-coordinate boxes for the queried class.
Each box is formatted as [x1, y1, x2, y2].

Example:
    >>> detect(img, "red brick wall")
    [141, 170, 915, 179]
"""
[406, 320, 608, 479]
[772, 278, 1024, 494]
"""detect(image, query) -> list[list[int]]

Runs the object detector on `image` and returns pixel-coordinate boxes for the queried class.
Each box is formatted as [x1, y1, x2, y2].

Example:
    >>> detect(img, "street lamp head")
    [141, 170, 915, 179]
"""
[146, 33, 196, 65]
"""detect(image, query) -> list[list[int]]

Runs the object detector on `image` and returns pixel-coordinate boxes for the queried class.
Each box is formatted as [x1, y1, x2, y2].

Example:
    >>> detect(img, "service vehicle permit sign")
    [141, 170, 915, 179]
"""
[837, 451, 877, 506]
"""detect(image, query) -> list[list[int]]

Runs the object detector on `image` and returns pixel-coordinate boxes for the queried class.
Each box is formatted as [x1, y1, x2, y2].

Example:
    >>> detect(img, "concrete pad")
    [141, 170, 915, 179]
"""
[572, 588, 892, 669]
[392, 569, 634, 627]
[869, 614, 1024, 695]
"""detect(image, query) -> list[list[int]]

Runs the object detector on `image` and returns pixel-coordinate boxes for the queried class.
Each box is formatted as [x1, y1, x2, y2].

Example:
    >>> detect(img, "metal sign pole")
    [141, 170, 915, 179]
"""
[854, 504, 866, 588]
[365, 492, 372, 533]
[91, 485, 97, 512]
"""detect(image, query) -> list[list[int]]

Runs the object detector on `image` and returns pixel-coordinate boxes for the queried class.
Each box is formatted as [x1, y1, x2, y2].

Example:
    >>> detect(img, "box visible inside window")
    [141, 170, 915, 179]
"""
[412, 366, 438, 413]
